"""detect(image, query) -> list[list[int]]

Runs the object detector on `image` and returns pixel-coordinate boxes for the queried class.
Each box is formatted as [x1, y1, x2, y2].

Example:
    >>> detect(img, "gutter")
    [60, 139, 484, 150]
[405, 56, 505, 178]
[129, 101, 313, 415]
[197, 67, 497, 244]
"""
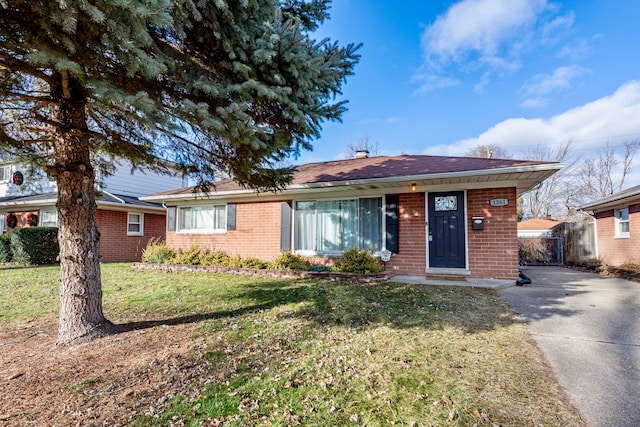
[103, 191, 125, 204]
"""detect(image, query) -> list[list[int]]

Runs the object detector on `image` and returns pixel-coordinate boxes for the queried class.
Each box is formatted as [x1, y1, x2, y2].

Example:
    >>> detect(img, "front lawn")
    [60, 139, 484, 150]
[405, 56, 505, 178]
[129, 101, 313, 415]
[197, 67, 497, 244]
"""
[0, 263, 585, 425]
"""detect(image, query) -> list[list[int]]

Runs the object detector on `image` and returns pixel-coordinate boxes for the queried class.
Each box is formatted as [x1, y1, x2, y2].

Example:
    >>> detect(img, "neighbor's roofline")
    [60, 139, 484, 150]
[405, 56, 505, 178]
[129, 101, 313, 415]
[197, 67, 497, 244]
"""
[0, 194, 165, 212]
[141, 162, 563, 202]
[580, 184, 640, 211]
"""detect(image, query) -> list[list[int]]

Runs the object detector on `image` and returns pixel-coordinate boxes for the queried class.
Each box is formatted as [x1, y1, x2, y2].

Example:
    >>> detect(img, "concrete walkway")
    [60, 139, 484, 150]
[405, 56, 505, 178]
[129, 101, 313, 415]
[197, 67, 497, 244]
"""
[499, 266, 640, 427]
[390, 275, 514, 289]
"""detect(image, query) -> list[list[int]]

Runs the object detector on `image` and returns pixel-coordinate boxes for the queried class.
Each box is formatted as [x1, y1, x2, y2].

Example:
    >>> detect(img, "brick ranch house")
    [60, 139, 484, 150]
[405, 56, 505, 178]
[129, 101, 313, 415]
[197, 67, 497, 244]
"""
[0, 192, 166, 262]
[142, 154, 561, 280]
[581, 184, 640, 266]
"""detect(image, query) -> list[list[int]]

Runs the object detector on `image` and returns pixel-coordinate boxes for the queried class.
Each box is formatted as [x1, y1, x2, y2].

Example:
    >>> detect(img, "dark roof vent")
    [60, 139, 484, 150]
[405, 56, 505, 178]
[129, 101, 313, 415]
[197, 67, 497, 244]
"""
[355, 150, 369, 159]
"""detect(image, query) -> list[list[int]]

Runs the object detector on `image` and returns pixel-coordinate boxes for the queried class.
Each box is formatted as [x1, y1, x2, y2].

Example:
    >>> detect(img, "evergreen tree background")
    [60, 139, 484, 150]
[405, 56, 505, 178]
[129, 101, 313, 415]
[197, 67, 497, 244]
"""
[0, 0, 360, 344]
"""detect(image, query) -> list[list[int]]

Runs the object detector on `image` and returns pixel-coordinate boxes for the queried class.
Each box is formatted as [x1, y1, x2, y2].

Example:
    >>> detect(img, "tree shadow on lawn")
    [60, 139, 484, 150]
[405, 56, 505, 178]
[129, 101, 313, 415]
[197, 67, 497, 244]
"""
[117, 279, 523, 335]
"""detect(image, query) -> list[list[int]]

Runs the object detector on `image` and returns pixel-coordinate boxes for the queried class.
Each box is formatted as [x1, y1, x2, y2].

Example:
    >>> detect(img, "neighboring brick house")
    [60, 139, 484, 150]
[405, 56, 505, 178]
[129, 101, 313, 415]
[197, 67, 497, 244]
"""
[0, 192, 166, 262]
[581, 185, 640, 266]
[0, 158, 187, 262]
[143, 154, 561, 280]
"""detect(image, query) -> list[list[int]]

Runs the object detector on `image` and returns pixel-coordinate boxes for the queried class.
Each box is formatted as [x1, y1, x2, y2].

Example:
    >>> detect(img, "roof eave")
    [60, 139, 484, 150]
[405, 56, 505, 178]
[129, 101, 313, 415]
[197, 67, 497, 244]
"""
[0, 198, 164, 212]
[581, 195, 640, 212]
[141, 163, 563, 202]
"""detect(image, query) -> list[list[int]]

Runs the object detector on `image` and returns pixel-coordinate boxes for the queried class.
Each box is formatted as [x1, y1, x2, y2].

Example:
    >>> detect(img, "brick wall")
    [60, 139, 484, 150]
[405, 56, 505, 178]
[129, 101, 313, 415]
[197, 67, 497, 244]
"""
[594, 204, 640, 265]
[163, 189, 520, 279]
[385, 192, 427, 275]
[467, 187, 519, 280]
[383, 189, 518, 279]
[166, 201, 283, 261]
[4, 208, 164, 262]
[96, 210, 166, 262]
[3, 210, 38, 232]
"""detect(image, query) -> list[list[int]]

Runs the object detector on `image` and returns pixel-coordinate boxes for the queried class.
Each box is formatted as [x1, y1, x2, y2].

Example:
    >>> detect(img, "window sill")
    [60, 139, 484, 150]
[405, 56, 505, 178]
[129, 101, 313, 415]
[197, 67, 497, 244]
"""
[614, 234, 630, 239]
[127, 232, 144, 236]
[295, 250, 382, 258]
[176, 230, 227, 235]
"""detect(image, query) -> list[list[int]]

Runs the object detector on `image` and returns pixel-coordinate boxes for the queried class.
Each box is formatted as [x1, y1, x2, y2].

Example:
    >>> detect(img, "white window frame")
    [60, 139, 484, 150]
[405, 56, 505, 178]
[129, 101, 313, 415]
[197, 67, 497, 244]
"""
[177, 205, 227, 234]
[127, 212, 144, 236]
[293, 196, 384, 257]
[0, 165, 11, 183]
[615, 207, 630, 238]
[40, 209, 58, 227]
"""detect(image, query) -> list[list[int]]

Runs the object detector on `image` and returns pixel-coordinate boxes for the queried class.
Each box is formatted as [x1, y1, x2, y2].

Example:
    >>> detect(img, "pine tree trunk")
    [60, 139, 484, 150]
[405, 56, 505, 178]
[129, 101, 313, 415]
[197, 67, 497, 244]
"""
[51, 72, 117, 345]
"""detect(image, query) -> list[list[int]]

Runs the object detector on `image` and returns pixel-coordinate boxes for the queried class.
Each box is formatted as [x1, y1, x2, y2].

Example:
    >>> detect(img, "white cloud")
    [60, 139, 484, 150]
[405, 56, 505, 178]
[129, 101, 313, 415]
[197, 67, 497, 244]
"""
[474, 72, 492, 93]
[357, 116, 404, 125]
[520, 65, 588, 107]
[558, 38, 594, 62]
[412, 74, 461, 94]
[539, 12, 575, 45]
[422, 81, 640, 157]
[422, 0, 549, 69]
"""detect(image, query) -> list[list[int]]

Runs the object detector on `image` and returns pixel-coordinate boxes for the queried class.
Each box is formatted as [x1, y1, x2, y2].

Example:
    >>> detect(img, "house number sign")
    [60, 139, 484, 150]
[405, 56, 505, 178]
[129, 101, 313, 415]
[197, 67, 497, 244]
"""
[490, 198, 509, 207]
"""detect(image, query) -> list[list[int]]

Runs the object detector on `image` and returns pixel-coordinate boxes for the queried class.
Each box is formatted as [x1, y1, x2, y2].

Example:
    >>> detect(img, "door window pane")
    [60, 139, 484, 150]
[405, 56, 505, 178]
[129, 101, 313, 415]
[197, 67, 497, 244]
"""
[435, 196, 457, 211]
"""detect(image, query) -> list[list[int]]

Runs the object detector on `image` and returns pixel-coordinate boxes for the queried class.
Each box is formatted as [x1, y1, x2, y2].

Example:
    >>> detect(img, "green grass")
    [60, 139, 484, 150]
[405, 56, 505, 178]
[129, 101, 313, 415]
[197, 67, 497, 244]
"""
[0, 263, 584, 425]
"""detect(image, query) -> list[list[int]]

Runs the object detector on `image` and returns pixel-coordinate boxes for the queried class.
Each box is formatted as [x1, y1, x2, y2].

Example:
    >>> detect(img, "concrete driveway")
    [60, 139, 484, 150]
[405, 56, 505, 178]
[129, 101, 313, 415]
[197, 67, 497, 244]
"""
[499, 266, 640, 427]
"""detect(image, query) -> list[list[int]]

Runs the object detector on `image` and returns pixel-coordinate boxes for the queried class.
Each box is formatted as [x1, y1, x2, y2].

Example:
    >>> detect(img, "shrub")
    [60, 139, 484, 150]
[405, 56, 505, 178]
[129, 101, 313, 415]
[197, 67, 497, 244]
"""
[201, 250, 231, 267]
[332, 247, 383, 274]
[269, 251, 308, 271]
[142, 238, 175, 263]
[0, 234, 12, 262]
[10, 227, 59, 265]
[170, 244, 202, 265]
[227, 256, 267, 269]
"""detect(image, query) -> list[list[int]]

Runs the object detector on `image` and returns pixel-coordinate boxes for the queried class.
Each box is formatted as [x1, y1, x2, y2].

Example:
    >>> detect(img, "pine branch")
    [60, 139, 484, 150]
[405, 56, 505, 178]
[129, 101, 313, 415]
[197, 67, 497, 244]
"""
[0, 52, 54, 84]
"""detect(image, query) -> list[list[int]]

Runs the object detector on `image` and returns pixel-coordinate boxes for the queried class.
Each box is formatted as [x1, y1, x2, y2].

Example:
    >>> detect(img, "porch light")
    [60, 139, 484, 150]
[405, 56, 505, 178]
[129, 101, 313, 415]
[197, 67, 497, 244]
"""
[411, 183, 417, 192]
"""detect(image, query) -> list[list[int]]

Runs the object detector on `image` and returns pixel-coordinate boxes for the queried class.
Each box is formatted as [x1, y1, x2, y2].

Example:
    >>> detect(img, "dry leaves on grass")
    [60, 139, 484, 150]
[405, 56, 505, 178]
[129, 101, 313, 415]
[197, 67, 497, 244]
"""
[0, 322, 208, 426]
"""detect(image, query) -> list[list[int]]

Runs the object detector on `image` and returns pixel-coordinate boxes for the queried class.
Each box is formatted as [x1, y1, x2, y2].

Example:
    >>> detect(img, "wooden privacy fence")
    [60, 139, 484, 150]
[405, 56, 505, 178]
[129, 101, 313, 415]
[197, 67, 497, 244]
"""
[557, 221, 596, 263]
[518, 221, 596, 265]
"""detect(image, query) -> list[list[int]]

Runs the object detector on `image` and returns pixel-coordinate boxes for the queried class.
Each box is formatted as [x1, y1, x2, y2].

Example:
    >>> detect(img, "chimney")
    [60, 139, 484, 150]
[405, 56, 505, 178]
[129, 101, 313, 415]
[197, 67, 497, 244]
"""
[355, 150, 369, 159]
[546, 214, 552, 221]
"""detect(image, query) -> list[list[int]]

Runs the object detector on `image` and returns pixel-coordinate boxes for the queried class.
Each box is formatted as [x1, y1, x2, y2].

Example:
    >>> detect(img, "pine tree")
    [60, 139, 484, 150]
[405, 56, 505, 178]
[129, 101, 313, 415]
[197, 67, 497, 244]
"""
[0, 0, 360, 345]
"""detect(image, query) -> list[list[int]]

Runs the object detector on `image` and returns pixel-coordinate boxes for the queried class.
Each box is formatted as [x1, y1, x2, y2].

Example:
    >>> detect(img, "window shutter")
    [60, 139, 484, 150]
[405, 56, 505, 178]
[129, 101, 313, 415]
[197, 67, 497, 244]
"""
[280, 201, 292, 251]
[385, 195, 399, 253]
[226, 204, 236, 230]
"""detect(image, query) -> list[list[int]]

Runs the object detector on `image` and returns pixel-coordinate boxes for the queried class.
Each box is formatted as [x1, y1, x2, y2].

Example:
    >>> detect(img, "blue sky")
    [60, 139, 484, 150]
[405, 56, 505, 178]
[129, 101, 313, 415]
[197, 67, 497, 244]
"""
[295, 0, 640, 171]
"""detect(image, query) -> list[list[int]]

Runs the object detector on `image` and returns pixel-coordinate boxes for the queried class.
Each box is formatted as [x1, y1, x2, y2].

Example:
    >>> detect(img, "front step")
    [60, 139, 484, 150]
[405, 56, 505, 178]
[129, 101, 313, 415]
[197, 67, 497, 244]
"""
[425, 268, 470, 282]
[424, 274, 468, 281]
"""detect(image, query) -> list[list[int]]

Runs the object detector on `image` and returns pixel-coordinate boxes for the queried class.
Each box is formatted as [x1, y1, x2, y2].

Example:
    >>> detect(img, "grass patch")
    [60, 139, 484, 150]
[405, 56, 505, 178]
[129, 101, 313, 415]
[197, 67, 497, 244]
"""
[0, 263, 583, 425]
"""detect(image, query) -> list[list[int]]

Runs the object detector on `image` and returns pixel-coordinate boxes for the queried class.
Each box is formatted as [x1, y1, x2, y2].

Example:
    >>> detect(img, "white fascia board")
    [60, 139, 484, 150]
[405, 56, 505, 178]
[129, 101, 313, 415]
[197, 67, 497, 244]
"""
[0, 198, 57, 208]
[141, 163, 563, 203]
[0, 198, 164, 214]
[97, 201, 166, 213]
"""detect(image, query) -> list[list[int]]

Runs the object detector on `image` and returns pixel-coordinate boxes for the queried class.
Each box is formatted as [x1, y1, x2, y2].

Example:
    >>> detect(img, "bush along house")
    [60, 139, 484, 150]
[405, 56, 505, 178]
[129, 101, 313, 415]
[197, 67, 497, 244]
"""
[142, 154, 561, 280]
